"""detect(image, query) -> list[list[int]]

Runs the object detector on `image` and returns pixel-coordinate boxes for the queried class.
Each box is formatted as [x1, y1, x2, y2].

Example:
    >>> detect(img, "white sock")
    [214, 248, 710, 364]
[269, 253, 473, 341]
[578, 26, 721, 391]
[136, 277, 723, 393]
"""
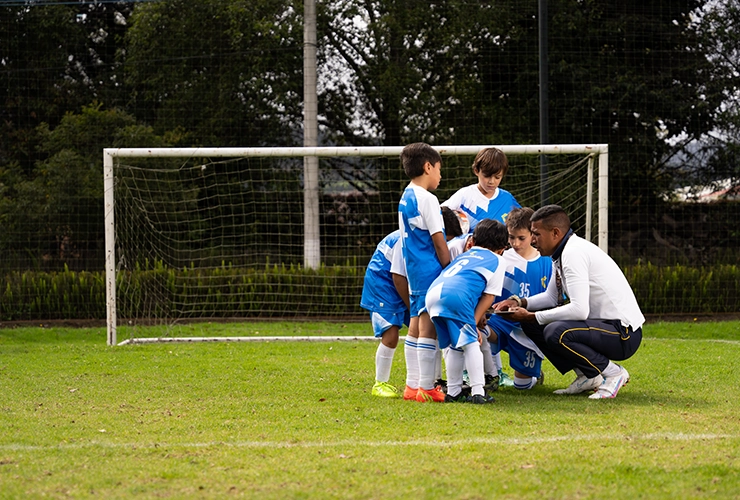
[445, 348, 465, 397]
[375, 343, 396, 383]
[463, 342, 485, 396]
[492, 352, 503, 373]
[601, 362, 621, 378]
[417, 337, 438, 390]
[480, 336, 496, 377]
[514, 375, 537, 390]
[404, 336, 420, 389]
[435, 347, 443, 381]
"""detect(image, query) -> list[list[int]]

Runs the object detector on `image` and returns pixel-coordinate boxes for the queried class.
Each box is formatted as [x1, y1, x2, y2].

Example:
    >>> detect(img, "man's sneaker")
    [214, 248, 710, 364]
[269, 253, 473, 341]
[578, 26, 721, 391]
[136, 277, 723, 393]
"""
[435, 378, 448, 394]
[403, 385, 418, 401]
[498, 370, 515, 388]
[444, 392, 467, 403]
[589, 366, 630, 399]
[484, 374, 500, 392]
[371, 381, 401, 398]
[553, 373, 603, 395]
[467, 393, 495, 404]
[415, 386, 446, 403]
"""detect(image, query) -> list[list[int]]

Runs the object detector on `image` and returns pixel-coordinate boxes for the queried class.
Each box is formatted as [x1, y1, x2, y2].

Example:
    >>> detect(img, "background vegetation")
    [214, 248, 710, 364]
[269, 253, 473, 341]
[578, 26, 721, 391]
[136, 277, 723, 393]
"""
[1, 0, 739, 319]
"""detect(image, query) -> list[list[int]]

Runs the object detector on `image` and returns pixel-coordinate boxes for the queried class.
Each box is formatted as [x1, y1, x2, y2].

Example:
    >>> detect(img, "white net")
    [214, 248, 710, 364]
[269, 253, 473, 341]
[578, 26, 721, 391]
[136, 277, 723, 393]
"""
[105, 145, 606, 343]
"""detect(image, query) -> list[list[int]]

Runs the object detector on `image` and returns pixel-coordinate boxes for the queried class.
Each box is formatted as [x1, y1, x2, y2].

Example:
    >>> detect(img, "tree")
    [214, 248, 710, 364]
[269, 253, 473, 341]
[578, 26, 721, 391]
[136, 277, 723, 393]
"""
[0, 104, 167, 271]
[123, 0, 304, 147]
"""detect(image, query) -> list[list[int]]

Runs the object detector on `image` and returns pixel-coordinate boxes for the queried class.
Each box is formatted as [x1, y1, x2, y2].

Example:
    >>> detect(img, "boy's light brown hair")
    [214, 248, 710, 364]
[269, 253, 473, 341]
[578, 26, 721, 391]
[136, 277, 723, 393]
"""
[471, 147, 509, 177]
[506, 207, 535, 232]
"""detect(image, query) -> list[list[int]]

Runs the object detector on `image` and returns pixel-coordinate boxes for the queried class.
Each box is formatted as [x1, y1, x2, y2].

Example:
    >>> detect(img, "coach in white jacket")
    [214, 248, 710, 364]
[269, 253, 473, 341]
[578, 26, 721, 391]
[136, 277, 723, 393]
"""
[494, 204, 644, 399]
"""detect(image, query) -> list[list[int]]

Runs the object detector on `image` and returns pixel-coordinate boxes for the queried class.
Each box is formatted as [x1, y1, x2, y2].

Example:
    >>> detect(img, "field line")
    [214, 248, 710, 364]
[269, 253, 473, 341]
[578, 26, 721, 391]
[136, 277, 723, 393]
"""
[2, 432, 738, 452]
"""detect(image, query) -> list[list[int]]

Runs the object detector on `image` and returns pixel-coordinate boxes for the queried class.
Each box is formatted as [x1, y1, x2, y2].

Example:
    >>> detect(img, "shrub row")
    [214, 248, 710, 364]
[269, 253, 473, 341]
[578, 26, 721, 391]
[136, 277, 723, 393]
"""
[1, 263, 738, 321]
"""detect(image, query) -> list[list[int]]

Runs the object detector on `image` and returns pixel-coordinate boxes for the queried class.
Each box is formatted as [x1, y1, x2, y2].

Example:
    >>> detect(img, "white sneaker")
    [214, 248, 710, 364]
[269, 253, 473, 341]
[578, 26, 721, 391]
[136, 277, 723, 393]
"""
[588, 366, 630, 399]
[553, 373, 603, 395]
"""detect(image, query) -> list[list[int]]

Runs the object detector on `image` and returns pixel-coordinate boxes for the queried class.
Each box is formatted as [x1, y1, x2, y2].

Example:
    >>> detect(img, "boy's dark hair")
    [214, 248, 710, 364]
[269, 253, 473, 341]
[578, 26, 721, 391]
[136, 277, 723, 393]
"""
[471, 219, 508, 252]
[401, 142, 442, 179]
[531, 204, 571, 232]
[506, 207, 535, 232]
[471, 147, 509, 177]
[441, 206, 463, 238]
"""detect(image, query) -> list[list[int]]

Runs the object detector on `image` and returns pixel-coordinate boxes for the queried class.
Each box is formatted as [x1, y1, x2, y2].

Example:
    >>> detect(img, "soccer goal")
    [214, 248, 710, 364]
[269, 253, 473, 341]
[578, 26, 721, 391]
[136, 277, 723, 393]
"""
[103, 144, 608, 345]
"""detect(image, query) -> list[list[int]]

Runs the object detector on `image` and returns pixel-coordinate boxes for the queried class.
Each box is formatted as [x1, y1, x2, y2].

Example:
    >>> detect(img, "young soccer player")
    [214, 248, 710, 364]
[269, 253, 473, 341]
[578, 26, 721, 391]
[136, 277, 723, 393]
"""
[486, 207, 553, 390]
[425, 219, 509, 403]
[441, 147, 521, 230]
[442, 147, 521, 385]
[398, 142, 451, 403]
[360, 230, 410, 398]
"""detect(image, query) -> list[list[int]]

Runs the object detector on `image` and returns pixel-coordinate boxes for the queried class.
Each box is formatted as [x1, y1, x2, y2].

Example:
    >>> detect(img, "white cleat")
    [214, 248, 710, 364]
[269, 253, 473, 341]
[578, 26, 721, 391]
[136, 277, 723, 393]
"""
[588, 366, 630, 399]
[553, 373, 604, 395]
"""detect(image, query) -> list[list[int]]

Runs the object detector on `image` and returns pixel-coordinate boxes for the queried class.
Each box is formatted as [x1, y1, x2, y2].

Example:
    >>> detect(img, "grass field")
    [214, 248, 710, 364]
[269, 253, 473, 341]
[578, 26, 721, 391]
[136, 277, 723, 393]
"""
[1, 320, 739, 499]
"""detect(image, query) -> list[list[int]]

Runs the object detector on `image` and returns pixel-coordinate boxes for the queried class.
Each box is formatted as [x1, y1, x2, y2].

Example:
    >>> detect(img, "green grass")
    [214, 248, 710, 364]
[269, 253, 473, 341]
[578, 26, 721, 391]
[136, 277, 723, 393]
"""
[1, 321, 739, 499]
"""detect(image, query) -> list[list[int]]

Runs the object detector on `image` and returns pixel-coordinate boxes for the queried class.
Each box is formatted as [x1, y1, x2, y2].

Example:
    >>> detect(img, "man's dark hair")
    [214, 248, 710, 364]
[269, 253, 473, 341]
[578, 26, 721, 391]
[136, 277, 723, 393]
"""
[471, 147, 509, 177]
[441, 206, 463, 238]
[401, 142, 442, 179]
[506, 207, 535, 231]
[531, 205, 571, 231]
[471, 219, 508, 252]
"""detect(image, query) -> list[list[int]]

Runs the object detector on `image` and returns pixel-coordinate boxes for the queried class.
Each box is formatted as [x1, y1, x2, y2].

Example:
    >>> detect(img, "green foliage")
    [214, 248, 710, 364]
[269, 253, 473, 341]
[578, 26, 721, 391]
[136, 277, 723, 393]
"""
[2, 261, 739, 321]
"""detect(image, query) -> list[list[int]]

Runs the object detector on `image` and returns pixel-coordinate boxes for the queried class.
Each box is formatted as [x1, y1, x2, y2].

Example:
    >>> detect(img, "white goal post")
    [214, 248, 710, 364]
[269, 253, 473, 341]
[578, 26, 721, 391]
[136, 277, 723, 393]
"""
[103, 144, 608, 345]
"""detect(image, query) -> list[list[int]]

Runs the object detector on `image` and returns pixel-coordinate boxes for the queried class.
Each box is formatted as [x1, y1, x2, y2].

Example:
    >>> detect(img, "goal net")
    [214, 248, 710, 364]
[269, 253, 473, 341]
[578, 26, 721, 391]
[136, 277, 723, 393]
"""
[104, 145, 608, 345]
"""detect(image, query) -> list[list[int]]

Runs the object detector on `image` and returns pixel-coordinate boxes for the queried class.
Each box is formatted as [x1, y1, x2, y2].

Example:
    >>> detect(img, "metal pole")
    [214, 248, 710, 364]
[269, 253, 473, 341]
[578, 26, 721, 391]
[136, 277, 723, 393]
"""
[303, 0, 320, 269]
[103, 150, 117, 346]
[538, 0, 550, 206]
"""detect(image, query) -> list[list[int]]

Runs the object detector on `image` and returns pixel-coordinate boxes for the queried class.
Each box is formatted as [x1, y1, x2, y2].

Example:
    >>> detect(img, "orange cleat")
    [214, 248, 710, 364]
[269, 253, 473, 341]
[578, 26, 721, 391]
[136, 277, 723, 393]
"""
[403, 385, 418, 401]
[415, 386, 446, 403]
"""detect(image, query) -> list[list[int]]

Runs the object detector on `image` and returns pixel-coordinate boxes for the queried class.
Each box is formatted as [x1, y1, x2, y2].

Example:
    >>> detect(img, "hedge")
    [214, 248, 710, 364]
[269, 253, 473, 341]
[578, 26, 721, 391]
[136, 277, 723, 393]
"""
[1, 263, 739, 321]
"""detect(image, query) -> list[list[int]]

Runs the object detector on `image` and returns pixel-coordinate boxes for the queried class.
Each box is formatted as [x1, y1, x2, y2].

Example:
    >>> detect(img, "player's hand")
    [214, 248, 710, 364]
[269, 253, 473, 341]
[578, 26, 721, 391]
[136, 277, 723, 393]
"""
[493, 299, 517, 311]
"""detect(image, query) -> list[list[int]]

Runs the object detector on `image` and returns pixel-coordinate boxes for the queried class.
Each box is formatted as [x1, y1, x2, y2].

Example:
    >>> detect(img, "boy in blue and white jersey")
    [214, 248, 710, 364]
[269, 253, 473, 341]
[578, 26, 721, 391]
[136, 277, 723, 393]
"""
[442, 147, 520, 383]
[441, 147, 520, 230]
[486, 207, 553, 390]
[398, 143, 451, 403]
[425, 219, 509, 403]
[360, 230, 410, 398]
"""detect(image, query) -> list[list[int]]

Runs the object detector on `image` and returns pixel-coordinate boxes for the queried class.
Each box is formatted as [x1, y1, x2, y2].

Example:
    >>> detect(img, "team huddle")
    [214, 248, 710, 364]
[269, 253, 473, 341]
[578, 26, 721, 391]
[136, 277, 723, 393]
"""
[360, 143, 644, 404]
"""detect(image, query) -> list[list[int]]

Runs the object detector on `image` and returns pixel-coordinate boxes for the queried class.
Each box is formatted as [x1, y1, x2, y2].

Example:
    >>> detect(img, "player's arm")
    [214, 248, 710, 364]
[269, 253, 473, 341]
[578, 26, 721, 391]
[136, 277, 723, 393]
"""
[431, 231, 451, 268]
[474, 293, 496, 329]
[392, 273, 410, 310]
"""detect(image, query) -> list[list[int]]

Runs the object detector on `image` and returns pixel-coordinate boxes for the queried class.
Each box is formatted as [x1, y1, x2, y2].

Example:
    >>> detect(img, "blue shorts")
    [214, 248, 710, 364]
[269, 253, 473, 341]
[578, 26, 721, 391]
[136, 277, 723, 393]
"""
[409, 293, 428, 318]
[431, 316, 479, 350]
[370, 310, 410, 338]
[488, 317, 543, 378]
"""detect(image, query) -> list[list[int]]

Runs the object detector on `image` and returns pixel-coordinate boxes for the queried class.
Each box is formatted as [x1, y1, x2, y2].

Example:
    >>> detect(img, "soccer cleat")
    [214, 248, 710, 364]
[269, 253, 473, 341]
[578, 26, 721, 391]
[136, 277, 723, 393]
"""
[467, 393, 495, 404]
[403, 385, 419, 401]
[435, 378, 448, 394]
[415, 386, 446, 403]
[372, 381, 401, 398]
[498, 370, 515, 388]
[589, 366, 630, 399]
[484, 374, 500, 393]
[444, 392, 467, 403]
[536, 371, 545, 385]
[553, 373, 604, 395]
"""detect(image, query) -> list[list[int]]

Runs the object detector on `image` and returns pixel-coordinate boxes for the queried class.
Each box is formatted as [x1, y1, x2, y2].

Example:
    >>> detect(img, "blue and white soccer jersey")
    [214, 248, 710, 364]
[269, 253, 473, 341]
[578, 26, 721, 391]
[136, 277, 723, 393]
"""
[447, 234, 472, 260]
[487, 248, 552, 377]
[398, 183, 446, 315]
[425, 247, 505, 350]
[442, 184, 520, 230]
[360, 230, 409, 336]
